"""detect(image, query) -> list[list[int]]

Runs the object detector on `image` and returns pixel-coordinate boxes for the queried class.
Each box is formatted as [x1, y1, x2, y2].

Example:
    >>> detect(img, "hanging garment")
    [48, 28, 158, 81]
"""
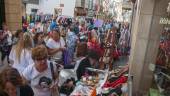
[119, 27, 131, 55]
[103, 76, 128, 88]
[66, 32, 78, 64]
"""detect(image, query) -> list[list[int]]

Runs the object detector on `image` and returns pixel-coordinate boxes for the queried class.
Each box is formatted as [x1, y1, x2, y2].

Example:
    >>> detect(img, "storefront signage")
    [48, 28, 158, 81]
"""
[159, 18, 170, 24]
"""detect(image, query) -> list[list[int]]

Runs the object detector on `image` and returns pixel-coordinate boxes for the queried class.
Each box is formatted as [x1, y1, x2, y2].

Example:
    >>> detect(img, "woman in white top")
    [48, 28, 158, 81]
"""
[9, 32, 34, 75]
[23, 45, 58, 96]
[46, 29, 66, 60]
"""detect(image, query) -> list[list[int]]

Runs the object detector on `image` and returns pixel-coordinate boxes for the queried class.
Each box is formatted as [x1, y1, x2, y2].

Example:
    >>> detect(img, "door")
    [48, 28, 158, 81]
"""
[0, 0, 5, 30]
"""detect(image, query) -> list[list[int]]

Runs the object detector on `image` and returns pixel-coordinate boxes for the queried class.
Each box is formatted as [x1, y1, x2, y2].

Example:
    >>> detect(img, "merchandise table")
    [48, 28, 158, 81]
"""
[70, 69, 109, 96]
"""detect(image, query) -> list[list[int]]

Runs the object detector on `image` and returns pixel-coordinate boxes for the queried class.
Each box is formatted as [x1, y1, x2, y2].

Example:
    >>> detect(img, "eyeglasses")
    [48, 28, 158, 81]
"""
[35, 58, 47, 63]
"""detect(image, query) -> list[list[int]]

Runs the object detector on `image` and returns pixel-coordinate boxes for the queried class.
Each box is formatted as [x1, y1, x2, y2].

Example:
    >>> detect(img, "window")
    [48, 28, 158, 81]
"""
[31, 9, 38, 14]
[81, 0, 85, 7]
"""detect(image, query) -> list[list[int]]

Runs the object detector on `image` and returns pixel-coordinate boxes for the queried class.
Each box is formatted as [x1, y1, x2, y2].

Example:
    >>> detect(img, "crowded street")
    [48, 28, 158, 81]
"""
[0, 0, 170, 96]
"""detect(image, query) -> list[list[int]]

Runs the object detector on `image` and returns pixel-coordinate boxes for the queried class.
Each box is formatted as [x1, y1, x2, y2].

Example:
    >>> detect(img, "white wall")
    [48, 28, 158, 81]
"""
[60, 0, 76, 17]
[39, 0, 75, 17]
[39, 0, 59, 14]
[26, 4, 39, 14]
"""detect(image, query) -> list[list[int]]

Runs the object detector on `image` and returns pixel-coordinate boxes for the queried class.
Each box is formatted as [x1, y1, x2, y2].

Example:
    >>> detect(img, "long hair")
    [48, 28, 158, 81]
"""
[14, 32, 33, 63]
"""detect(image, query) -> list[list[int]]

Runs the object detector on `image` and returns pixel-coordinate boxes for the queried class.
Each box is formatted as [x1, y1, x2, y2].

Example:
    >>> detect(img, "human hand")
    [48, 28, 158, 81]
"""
[60, 47, 66, 51]
[50, 81, 58, 89]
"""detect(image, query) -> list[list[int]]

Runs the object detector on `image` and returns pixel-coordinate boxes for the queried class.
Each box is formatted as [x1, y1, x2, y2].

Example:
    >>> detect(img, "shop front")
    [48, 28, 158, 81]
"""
[129, 0, 170, 95]
[149, 2, 170, 96]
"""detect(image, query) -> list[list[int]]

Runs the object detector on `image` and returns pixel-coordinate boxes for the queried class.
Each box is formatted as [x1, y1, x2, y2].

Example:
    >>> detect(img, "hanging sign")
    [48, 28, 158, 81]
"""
[159, 18, 170, 24]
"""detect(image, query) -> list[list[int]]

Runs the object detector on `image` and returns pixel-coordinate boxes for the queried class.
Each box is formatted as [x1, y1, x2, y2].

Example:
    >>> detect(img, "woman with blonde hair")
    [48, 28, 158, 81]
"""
[9, 32, 34, 75]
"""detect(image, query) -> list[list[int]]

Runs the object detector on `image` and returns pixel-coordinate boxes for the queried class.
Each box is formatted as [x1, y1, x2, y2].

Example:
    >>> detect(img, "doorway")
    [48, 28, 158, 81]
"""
[0, 0, 5, 30]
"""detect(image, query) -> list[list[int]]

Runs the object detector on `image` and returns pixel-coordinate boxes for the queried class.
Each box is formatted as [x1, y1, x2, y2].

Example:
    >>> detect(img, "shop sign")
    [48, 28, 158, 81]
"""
[159, 18, 170, 24]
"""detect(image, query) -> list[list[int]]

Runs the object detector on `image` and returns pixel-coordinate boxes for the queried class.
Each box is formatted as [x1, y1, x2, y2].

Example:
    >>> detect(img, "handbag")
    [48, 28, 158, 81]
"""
[50, 62, 59, 96]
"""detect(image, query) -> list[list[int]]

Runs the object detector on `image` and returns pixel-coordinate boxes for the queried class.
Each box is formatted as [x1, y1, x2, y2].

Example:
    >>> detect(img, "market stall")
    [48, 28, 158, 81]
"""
[70, 68, 109, 96]
[70, 65, 129, 96]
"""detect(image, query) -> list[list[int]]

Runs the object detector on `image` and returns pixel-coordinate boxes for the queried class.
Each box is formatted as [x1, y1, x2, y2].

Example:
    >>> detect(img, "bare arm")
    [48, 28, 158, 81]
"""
[48, 48, 63, 55]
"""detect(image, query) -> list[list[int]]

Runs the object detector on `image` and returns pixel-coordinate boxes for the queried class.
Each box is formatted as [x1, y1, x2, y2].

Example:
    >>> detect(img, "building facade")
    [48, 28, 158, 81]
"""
[0, 0, 22, 31]
[74, 0, 89, 17]
[27, 0, 76, 17]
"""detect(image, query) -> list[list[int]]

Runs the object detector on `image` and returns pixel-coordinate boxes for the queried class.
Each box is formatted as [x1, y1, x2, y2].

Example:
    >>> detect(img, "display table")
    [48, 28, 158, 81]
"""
[70, 69, 109, 96]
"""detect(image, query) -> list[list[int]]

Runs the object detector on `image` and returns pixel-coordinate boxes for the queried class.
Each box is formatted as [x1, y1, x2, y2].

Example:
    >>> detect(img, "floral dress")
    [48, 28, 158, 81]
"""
[66, 31, 78, 64]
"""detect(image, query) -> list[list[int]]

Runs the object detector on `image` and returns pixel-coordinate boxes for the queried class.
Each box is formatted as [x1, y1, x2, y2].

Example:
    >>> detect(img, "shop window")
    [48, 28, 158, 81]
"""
[31, 9, 38, 14]
[151, 3, 170, 96]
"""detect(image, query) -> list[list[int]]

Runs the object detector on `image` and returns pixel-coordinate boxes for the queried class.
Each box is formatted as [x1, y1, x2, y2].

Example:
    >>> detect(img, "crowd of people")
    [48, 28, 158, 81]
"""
[0, 15, 130, 96]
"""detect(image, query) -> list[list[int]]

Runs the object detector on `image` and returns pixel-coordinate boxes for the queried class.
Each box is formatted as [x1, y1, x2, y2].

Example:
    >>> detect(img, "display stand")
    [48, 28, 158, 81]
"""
[70, 69, 109, 96]
[153, 26, 170, 95]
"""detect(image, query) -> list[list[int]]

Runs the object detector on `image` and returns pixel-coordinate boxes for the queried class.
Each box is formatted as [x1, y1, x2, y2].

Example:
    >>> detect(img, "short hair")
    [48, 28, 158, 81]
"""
[31, 45, 48, 60]
[76, 42, 88, 57]
[1, 67, 23, 89]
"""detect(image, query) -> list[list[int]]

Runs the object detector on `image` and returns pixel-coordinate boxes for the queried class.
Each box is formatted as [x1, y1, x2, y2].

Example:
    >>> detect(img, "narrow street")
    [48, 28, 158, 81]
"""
[0, 0, 169, 96]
